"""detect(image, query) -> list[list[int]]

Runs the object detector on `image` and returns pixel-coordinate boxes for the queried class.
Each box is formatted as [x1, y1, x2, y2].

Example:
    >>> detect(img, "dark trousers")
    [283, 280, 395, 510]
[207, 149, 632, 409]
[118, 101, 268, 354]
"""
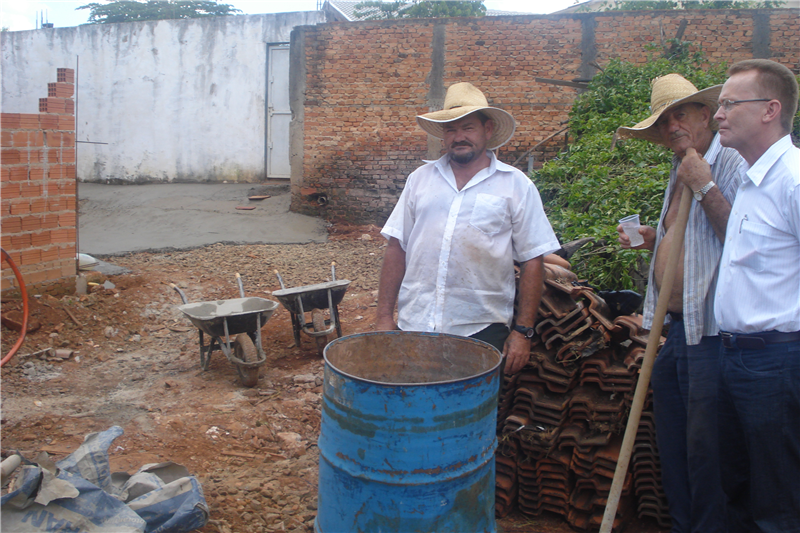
[651, 321, 726, 533]
[718, 338, 800, 533]
[470, 323, 509, 380]
[469, 322, 509, 354]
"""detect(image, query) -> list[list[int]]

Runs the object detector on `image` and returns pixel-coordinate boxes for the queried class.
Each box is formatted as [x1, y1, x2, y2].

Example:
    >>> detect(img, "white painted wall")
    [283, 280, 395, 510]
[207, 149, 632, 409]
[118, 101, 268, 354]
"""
[1, 12, 323, 183]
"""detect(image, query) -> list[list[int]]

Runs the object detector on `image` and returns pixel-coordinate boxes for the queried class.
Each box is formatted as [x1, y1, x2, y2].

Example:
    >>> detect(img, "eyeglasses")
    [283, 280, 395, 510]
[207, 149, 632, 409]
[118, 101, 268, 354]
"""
[718, 98, 771, 112]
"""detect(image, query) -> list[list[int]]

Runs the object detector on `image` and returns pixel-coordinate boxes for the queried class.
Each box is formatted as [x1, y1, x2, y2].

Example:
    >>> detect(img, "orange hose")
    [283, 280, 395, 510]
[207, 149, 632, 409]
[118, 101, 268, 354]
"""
[1, 248, 29, 367]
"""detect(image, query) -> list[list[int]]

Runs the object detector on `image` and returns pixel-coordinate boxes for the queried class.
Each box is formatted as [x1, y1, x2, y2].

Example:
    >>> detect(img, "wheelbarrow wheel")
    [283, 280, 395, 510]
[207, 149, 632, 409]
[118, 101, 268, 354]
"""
[312, 308, 328, 357]
[233, 333, 260, 387]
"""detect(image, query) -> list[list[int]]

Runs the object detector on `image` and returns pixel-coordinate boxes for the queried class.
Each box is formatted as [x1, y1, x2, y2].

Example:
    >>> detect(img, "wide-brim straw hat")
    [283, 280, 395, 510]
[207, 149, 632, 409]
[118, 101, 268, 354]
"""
[416, 82, 516, 150]
[615, 74, 722, 145]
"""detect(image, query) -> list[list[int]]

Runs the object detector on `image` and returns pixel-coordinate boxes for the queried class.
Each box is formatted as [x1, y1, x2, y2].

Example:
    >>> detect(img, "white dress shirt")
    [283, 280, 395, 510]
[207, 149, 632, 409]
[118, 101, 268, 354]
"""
[642, 134, 744, 344]
[715, 135, 800, 334]
[381, 151, 560, 336]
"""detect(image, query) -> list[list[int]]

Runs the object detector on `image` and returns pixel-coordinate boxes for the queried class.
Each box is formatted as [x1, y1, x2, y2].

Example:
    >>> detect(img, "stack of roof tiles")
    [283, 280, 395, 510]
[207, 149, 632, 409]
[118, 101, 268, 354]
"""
[495, 263, 671, 530]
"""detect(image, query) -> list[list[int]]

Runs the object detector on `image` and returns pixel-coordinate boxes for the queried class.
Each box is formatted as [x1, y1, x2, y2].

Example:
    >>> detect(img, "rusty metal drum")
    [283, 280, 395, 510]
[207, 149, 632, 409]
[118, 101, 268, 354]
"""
[315, 331, 502, 533]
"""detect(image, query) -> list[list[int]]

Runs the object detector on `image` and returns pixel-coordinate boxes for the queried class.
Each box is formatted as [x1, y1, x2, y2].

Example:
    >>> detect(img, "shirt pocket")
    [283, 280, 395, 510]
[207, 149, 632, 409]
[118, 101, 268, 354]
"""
[730, 218, 773, 273]
[469, 193, 508, 236]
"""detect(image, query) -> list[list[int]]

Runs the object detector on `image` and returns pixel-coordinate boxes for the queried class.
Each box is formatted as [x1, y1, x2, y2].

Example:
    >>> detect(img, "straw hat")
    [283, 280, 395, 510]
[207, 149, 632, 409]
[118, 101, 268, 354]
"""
[416, 82, 516, 150]
[615, 74, 722, 145]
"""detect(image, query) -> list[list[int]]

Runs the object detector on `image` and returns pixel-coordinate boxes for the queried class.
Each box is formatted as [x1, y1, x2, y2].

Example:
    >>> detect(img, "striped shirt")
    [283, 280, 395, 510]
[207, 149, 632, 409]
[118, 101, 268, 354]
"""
[715, 135, 800, 334]
[642, 133, 744, 345]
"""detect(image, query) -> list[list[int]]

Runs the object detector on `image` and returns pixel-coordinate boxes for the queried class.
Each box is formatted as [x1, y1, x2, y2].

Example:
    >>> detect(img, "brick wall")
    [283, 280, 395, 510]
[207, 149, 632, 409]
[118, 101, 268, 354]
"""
[292, 8, 800, 224]
[1, 68, 77, 295]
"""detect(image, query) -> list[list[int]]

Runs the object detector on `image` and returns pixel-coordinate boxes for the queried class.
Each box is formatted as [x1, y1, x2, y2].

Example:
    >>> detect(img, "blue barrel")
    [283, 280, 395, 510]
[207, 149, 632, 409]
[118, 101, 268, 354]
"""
[316, 331, 502, 533]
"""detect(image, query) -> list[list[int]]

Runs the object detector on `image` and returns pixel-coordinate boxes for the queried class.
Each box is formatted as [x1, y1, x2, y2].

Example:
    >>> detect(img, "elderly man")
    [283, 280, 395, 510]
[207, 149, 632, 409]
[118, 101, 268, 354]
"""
[709, 59, 800, 532]
[376, 82, 560, 375]
[615, 74, 743, 533]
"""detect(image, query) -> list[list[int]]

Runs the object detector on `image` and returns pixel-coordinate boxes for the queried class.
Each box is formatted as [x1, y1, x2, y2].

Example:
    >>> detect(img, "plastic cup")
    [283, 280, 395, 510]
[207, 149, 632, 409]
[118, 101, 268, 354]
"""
[619, 214, 644, 247]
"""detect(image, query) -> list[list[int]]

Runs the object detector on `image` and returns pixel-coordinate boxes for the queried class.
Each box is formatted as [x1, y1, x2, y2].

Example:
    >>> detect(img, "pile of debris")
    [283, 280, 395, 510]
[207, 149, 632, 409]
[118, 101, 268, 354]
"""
[495, 263, 671, 530]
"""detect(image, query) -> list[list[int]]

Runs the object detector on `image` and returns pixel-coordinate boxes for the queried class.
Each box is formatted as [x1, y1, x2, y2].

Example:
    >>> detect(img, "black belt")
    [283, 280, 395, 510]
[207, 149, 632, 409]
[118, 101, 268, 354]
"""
[720, 330, 800, 350]
[668, 312, 683, 322]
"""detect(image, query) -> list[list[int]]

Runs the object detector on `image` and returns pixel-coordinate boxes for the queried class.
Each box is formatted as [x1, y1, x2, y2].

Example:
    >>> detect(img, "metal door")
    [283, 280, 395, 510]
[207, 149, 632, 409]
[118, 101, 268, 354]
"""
[267, 44, 291, 178]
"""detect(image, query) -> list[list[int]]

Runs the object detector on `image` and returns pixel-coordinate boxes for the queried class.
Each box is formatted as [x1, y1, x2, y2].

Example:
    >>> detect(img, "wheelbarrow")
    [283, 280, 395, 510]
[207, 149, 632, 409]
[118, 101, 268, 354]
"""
[171, 274, 279, 387]
[272, 263, 350, 356]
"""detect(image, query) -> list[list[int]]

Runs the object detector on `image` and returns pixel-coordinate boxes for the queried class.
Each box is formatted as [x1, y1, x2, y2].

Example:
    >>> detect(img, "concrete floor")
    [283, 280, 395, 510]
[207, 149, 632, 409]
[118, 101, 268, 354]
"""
[77, 181, 328, 256]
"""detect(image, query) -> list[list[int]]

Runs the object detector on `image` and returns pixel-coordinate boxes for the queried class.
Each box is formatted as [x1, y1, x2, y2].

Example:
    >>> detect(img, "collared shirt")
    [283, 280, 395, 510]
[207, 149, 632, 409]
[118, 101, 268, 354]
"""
[715, 135, 800, 334]
[642, 133, 744, 345]
[381, 151, 559, 336]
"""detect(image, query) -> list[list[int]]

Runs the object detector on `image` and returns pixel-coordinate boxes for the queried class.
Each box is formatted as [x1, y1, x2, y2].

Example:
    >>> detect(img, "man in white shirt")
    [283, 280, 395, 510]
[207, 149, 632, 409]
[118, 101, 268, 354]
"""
[376, 82, 560, 375]
[615, 74, 743, 533]
[711, 59, 800, 532]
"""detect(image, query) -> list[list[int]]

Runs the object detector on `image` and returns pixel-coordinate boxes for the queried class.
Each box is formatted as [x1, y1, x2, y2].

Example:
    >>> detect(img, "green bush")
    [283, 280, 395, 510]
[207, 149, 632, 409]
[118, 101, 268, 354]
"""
[535, 44, 786, 291]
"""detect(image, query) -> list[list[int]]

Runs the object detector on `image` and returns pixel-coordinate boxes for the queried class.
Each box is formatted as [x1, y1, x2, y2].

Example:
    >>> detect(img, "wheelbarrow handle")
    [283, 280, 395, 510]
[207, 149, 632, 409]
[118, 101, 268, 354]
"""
[331, 262, 336, 281]
[169, 283, 189, 305]
[235, 273, 245, 298]
[274, 270, 286, 290]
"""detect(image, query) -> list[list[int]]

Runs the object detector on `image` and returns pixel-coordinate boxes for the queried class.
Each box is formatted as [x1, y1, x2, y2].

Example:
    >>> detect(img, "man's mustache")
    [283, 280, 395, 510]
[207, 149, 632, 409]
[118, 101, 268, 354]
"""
[451, 141, 473, 148]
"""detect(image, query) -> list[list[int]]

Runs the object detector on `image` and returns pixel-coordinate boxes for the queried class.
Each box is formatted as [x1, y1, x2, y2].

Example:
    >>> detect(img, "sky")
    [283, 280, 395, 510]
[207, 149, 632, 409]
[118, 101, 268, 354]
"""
[0, 0, 581, 32]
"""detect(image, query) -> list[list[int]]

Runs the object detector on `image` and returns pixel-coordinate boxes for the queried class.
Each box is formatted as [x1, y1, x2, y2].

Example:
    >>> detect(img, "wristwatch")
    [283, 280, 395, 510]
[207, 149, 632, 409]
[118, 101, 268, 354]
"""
[513, 324, 535, 339]
[693, 181, 716, 202]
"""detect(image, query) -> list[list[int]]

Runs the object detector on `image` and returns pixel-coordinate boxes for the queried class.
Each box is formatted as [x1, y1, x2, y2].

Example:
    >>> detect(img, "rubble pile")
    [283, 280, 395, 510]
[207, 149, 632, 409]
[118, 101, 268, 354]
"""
[496, 263, 671, 530]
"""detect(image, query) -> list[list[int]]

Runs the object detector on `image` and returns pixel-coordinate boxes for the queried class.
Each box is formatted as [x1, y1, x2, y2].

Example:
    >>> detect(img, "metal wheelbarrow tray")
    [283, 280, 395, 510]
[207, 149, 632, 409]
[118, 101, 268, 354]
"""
[172, 275, 278, 387]
[273, 264, 350, 356]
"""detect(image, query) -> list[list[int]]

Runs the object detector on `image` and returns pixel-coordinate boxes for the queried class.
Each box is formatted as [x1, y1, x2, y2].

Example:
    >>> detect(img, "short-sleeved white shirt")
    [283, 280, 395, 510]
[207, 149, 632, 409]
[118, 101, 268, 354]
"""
[381, 151, 560, 336]
[715, 135, 800, 333]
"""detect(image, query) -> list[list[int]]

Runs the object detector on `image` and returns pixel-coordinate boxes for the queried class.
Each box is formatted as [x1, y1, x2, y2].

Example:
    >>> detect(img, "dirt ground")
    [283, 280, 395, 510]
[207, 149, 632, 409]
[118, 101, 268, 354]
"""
[1, 224, 667, 533]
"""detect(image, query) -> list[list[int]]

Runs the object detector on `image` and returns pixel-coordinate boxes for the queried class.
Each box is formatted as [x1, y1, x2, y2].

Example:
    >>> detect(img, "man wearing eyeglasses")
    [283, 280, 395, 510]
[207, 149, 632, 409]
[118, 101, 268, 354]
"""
[614, 74, 744, 533]
[711, 59, 800, 532]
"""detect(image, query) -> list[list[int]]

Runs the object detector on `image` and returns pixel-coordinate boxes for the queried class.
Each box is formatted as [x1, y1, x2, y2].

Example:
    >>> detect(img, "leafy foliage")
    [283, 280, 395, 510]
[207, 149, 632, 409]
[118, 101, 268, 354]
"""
[532, 44, 728, 291]
[353, 0, 485, 20]
[534, 43, 800, 292]
[78, 0, 241, 24]
[591, 0, 786, 10]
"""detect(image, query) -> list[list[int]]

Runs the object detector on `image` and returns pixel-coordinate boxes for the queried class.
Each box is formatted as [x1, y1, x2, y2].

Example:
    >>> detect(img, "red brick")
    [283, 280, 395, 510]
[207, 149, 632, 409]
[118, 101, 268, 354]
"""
[48, 165, 75, 180]
[59, 245, 76, 259]
[10, 201, 31, 216]
[40, 115, 59, 130]
[50, 229, 72, 243]
[2, 217, 22, 233]
[20, 214, 41, 230]
[30, 198, 47, 213]
[57, 69, 75, 83]
[39, 98, 68, 114]
[9, 168, 28, 181]
[61, 263, 76, 277]
[60, 149, 76, 163]
[25, 269, 48, 284]
[47, 197, 65, 211]
[20, 183, 43, 197]
[58, 116, 75, 131]
[1, 235, 12, 249]
[1, 131, 12, 147]
[1, 149, 22, 164]
[20, 249, 41, 266]
[18, 114, 40, 129]
[2, 182, 22, 199]
[48, 82, 74, 98]
[40, 246, 60, 262]
[31, 231, 52, 247]
[1, 113, 21, 128]
[29, 168, 45, 181]
[41, 214, 59, 230]
[11, 234, 32, 248]
[58, 212, 77, 226]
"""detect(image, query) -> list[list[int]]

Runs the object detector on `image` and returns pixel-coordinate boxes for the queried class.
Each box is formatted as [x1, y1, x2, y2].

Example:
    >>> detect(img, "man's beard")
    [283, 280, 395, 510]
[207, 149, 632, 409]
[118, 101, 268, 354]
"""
[449, 143, 476, 164]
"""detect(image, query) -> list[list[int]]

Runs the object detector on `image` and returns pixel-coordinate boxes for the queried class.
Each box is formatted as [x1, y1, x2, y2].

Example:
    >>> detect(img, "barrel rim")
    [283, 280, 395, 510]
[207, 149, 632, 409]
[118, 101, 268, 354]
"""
[323, 330, 503, 386]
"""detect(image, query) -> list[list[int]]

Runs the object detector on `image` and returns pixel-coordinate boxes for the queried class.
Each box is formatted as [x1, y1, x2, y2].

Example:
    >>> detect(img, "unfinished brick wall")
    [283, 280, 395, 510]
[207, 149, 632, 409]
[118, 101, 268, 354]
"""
[292, 8, 800, 225]
[1, 68, 77, 295]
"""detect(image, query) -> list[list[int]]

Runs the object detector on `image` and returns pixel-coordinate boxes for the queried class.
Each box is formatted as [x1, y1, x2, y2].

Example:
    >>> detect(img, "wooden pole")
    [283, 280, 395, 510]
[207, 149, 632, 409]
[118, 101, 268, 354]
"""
[599, 185, 693, 532]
